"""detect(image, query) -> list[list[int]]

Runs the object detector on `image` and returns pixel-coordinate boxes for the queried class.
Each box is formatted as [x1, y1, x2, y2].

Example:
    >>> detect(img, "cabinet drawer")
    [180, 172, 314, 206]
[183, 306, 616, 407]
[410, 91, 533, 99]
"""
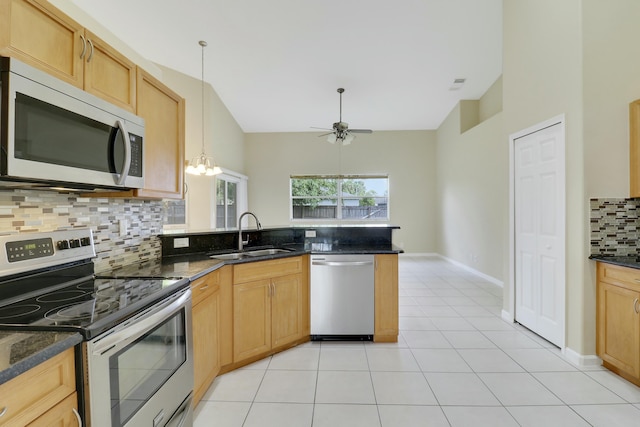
[598, 262, 640, 291]
[233, 256, 303, 284]
[0, 348, 75, 426]
[191, 269, 220, 306]
[27, 392, 78, 427]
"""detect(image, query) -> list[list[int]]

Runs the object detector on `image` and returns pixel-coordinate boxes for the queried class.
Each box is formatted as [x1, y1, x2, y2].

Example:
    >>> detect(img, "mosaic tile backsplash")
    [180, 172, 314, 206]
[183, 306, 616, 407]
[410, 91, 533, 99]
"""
[0, 189, 164, 273]
[590, 198, 640, 256]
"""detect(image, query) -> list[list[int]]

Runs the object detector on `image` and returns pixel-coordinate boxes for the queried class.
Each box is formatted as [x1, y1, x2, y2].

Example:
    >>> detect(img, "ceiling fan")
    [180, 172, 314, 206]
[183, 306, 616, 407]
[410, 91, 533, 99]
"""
[313, 88, 372, 145]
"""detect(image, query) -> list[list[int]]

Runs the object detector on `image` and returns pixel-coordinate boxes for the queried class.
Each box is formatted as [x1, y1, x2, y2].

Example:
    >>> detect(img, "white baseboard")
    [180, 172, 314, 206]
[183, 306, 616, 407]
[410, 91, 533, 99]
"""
[398, 252, 439, 257]
[501, 309, 514, 323]
[563, 347, 601, 369]
[437, 255, 504, 287]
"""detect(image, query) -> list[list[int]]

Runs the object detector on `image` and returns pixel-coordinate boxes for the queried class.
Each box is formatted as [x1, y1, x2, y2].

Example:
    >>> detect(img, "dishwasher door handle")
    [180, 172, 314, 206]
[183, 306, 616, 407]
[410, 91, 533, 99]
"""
[312, 260, 374, 267]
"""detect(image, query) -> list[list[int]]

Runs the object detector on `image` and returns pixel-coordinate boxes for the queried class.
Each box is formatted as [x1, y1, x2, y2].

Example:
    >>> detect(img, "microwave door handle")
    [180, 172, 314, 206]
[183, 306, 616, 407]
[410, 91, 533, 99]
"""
[115, 120, 131, 186]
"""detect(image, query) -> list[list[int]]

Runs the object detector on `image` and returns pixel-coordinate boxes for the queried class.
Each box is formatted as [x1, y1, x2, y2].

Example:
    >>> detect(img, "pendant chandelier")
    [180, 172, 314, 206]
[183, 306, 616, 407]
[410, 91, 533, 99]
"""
[186, 40, 221, 176]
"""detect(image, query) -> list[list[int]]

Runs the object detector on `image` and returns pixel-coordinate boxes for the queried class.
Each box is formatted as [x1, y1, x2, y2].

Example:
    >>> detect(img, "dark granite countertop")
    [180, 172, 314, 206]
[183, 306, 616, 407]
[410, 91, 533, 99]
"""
[0, 331, 82, 385]
[589, 254, 640, 270]
[107, 242, 402, 282]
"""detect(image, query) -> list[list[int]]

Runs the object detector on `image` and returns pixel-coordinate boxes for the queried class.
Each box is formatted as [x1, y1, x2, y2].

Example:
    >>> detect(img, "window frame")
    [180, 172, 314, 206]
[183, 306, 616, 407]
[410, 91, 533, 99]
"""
[290, 174, 389, 223]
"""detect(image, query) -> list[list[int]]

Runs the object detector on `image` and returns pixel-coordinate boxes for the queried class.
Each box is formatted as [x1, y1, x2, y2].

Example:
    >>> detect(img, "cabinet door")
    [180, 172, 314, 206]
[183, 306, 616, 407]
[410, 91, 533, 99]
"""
[597, 280, 640, 379]
[83, 30, 136, 112]
[233, 279, 271, 362]
[27, 393, 78, 427]
[0, 348, 75, 426]
[374, 254, 399, 342]
[272, 273, 302, 348]
[135, 67, 185, 199]
[192, 284, 220, 406]
[218, 266, 234, 367]
[0, 0, 84, 87]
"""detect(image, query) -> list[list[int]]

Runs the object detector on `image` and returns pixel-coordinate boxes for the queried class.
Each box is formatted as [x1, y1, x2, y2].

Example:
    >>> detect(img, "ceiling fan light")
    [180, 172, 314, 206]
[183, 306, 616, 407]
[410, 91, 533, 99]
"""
[343, 133, 355, 145]
[327, 133, 337, 144]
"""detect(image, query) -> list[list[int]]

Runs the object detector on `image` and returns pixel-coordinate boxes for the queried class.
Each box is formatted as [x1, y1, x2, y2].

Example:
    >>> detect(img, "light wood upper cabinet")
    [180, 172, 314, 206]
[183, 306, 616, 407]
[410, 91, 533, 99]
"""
[0, 347, 77, 426]
[134, 68, 185, 199]
[374, 254, 399, 342]
[596, 262, 640, 386]
[630, 100, 640, 197]
[0, 0, 136, 112]
[0, 0, 83, 87]
[82, 29, 136, 112]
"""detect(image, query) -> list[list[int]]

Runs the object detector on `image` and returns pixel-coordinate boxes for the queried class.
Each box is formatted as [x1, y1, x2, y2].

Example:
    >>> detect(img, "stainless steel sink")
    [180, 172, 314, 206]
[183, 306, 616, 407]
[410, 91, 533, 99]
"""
[210, 248, 293, 260]
[245, 248, 293, 257]
[210, 252, 247, 260]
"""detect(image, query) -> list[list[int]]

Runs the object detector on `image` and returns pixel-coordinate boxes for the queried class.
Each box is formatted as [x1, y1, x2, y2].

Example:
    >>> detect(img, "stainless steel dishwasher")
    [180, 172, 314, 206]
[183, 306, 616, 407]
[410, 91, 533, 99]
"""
[310, 254, 375, 340]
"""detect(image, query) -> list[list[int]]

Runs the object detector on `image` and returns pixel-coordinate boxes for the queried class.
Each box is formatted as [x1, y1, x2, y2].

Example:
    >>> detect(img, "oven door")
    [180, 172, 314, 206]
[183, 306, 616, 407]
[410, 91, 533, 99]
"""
[84, 288, 193, 427]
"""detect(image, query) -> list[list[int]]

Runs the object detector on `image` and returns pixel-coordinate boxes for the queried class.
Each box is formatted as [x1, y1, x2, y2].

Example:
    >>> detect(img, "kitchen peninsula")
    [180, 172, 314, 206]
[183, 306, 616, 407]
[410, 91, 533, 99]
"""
[156, 224, 401, 405]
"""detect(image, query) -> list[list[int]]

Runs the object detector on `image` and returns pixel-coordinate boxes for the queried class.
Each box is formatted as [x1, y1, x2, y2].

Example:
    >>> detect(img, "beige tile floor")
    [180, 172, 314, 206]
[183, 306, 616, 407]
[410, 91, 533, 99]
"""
[193, 255, 640, 426]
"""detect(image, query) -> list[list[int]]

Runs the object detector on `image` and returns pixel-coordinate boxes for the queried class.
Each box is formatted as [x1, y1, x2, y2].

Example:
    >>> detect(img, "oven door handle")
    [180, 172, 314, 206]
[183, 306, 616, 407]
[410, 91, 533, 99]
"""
[91, 288, 191, 356]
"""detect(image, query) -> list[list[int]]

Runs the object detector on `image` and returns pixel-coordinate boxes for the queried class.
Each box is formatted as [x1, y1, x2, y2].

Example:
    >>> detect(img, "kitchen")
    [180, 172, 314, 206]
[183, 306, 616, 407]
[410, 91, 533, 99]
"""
[1, 0, 640, 426]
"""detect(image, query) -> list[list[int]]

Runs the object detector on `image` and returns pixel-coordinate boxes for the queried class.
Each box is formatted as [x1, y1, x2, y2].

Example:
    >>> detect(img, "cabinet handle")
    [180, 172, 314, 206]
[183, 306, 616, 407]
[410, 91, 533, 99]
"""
[635, 298, 640, 314]
[73, 408, 83, 426]
[86, 39, 94, 63]
[79, 35, 86, 59]
[199, 284, 209, 291]
[0, 407, 7, 418]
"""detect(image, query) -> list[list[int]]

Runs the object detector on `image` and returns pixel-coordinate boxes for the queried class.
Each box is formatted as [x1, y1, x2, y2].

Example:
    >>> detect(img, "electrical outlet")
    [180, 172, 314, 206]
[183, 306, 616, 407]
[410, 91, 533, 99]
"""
[118, 219, 127, 237]
[305, 230, 316, 238]
[174, 237, 189, 248]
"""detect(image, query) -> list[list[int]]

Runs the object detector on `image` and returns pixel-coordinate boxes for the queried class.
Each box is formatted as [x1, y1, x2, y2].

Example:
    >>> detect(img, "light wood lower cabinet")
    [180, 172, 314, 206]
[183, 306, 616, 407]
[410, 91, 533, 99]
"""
[191, 265, 233, 407]
[191, 270, 220, 407]
[374, 254, 399, 342]
[232, 256, 309, 364]
[0, 347, 77, 426]
[596, 262, 640, 386]
[27, 393, 78, 427]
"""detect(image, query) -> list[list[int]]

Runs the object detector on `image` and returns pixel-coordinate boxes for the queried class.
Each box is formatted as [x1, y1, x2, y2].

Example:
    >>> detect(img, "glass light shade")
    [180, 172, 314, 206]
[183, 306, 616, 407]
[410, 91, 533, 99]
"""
[343, 133, 355, 145]
[327, 133, 337, 144]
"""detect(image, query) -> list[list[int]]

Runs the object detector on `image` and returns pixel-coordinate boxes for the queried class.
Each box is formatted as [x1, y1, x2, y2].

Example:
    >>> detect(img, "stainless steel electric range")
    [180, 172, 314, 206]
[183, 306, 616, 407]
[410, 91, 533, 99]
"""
[0, 229, 193, 427]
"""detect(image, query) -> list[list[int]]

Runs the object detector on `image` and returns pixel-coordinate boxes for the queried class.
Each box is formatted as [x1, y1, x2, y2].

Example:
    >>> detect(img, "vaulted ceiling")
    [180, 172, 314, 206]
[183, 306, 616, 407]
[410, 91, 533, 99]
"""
[70, 0, 502, 133]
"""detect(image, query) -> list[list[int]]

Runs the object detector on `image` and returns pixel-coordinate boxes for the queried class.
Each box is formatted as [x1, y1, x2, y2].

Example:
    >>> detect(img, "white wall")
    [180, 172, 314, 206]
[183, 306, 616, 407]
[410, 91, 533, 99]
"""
[503, 0, 640, 357]
[436, 103, 505, 282]
[158, 66, 245, 230]
[244, 131, 437, 253]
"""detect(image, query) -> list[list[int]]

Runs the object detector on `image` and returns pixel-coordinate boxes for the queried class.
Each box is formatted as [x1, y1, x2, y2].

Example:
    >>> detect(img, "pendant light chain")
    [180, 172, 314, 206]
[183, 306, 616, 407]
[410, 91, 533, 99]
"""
[186, 40, 221, 176]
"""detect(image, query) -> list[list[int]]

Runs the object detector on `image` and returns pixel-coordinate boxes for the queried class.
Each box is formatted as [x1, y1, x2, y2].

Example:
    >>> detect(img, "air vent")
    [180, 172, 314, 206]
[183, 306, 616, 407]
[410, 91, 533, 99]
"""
[449, 78, 466, 91]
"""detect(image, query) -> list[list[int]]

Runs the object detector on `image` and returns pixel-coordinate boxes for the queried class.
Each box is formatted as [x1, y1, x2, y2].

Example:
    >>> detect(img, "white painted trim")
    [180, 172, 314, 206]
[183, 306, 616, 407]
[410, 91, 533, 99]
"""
[508, 114, 567, 349]
[398, 252, 440, 257]
[563, 347, 602, 369]
[437, 255, 504, 287]
[501, 309, 514, 323]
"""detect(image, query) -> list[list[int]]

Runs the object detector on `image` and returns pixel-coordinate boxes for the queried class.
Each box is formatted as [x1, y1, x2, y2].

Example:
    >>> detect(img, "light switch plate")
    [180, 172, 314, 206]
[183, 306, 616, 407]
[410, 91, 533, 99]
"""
[174, 237, 189, 248]
[305, 230, 316, 238]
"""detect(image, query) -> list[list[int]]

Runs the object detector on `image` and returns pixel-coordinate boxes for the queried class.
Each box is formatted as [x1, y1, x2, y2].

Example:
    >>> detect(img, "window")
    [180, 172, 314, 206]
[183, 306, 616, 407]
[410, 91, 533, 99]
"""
[215, 170, 248, 228]
[290, 175, 389, 221]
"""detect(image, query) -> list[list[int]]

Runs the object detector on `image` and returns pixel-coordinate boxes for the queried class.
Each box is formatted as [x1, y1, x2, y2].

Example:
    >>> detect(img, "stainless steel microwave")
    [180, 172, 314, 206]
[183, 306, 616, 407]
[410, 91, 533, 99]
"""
[0, 57, 144, 190]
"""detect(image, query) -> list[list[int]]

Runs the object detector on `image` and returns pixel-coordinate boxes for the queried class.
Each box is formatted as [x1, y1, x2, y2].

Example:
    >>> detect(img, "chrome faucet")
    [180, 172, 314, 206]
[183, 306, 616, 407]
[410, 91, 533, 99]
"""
[238, 211, 262, 251]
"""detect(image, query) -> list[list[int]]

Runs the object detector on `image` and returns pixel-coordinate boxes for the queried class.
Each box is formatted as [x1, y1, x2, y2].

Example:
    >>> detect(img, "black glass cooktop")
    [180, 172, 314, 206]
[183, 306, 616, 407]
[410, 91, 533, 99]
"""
[0, 275, 188, 339]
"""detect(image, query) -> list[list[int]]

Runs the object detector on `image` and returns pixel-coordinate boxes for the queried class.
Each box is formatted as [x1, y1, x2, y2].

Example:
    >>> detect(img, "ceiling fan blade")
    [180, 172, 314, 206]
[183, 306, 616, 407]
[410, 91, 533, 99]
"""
[349, 129, 373, 134]
[317, 132, 333, 137]
[310, 126, 333, 131]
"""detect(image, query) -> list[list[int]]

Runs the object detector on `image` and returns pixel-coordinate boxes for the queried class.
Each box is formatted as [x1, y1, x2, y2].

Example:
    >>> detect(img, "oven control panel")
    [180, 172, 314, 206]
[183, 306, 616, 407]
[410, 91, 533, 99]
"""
[6, 237, 54, 262]
[0, 229, 95, 277]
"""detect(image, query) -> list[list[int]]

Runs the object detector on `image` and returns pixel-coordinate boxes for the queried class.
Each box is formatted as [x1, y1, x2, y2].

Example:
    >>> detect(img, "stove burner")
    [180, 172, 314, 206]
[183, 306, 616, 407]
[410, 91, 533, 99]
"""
[0, 304, 41, 320]
[44, 300, 114, 322]
[36, 290, 89, 303]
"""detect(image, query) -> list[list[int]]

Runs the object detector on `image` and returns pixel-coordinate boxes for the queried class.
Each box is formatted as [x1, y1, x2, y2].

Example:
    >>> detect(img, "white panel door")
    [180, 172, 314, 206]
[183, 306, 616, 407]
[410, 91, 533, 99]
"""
[514, 122, 565, 347]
